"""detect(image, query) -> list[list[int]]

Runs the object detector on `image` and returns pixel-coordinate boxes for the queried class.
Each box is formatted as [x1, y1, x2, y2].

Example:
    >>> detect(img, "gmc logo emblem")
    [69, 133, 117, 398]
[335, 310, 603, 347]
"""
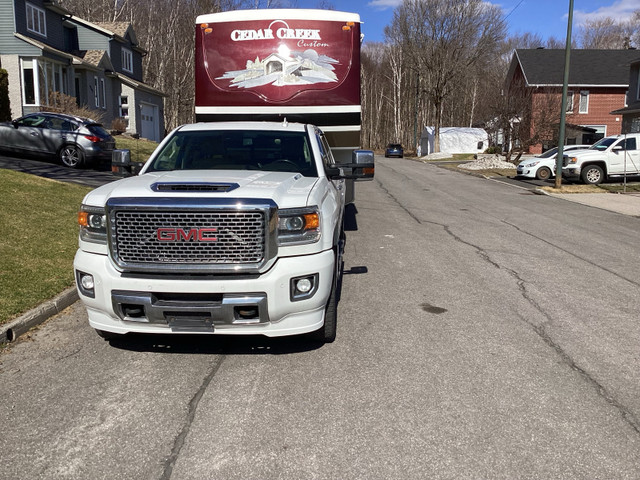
[157, 228, 218, 242]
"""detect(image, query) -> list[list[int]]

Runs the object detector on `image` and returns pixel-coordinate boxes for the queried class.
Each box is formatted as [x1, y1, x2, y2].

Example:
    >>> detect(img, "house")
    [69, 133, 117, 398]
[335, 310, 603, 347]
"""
[610, 56, 640, 134]
[0, 0, 165, 142]
[504, 49, 638, 154]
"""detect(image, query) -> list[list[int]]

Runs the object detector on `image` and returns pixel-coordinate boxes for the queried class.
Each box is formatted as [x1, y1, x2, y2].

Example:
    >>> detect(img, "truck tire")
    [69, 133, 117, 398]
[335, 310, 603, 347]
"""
[581, 165, 604, 185]
[311, 250, 342, 343]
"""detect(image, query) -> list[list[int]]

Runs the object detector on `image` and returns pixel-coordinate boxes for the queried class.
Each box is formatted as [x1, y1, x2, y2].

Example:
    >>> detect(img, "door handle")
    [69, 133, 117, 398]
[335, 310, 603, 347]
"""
[30, 132, 39, 136]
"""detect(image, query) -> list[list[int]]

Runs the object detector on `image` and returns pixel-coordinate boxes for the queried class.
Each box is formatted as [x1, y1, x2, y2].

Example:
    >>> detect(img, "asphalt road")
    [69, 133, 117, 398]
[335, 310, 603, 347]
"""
[2, 156, 640, 479]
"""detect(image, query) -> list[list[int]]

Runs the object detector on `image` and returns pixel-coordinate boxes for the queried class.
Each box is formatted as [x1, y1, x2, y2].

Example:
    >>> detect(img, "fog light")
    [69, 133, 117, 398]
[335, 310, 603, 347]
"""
[296, 278, 313, 293]
[290, 274, 318, 301]
[76, 270, 96, 298]
[81, 274, 95, 291]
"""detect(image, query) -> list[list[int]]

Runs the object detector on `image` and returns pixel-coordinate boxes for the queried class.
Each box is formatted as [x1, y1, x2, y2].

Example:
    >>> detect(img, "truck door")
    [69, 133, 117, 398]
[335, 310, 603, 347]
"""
[608, 137, 640, 175]
[621, 137, 640, 174]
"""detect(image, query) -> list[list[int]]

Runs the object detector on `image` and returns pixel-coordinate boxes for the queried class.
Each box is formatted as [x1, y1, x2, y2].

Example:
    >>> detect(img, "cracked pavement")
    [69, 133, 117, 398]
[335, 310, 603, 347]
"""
[1, 156, 640, 479]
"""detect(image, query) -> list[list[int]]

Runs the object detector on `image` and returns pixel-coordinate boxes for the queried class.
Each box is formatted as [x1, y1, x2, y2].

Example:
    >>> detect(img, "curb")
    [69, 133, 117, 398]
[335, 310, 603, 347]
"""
[0, 287, 79, 344]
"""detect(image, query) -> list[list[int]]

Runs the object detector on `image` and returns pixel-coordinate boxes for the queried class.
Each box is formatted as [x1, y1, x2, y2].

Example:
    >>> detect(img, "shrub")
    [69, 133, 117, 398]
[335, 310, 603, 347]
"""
[111, 117, 128, 132]
[0, 68, 11, 122]
[484, 146, 502, 154]
[44, 91, 106, 124]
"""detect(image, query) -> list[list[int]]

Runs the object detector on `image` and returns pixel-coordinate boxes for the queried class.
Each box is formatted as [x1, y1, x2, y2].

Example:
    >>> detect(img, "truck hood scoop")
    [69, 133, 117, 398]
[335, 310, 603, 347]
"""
[151, 182, 239, 193]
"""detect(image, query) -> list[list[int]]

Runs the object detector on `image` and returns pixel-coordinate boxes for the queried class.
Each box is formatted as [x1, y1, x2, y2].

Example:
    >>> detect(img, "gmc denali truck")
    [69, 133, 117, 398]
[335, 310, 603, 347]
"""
[74, 121, 374, 343]
[562, 133, 640, 185]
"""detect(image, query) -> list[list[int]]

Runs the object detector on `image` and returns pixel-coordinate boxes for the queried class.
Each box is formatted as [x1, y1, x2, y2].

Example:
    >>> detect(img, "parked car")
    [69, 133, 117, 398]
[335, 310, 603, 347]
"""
[385, 143, 404, 158]
[516, 145, 590, 180]
[0, 112, 115, 168]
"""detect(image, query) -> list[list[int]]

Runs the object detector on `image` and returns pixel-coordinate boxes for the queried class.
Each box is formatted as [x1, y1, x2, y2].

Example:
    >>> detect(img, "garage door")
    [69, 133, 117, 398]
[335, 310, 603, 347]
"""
[140, 103, 158, 142]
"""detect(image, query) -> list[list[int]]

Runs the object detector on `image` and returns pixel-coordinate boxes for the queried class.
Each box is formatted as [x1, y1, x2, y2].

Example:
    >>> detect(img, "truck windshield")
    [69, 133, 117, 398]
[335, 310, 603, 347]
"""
[146, 129, 318, 177]
[589, 137, 616, 151]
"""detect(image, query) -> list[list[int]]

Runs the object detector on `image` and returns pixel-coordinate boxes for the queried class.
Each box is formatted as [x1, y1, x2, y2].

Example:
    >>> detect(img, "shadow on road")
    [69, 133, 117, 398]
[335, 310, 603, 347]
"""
[106, 332, 326, 355]
[0, 152, 116, 188]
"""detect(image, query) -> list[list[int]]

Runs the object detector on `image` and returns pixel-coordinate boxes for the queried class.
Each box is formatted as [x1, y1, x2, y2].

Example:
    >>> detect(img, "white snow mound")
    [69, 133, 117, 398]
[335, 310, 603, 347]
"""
[459, 154, 515, 171]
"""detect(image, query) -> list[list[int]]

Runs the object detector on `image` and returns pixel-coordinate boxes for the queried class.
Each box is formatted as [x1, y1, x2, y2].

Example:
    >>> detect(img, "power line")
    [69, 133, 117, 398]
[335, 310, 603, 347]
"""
[504, 0, 526, 20]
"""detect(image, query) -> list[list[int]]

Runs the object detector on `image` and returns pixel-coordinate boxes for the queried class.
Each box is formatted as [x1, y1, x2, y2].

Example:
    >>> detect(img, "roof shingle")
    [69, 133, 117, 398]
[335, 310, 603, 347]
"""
[516, 49, 640, 86]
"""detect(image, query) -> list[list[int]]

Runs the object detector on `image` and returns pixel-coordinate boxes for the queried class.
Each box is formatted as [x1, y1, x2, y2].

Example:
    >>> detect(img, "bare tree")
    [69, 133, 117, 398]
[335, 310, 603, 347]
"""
[577, 11, 640, 49]
[386, 0, 506, 153]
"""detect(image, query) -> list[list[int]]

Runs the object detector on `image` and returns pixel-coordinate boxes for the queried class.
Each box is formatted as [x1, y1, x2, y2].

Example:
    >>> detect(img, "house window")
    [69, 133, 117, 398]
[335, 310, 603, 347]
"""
[119, 95, 129, 117]
[22, 60, 36, 105]
[566, 91, 574, 113]
[99, 78, 106, 108]
[121, 48, 133, 74]
[579, 90, 589, 114]
[94, 76, 99, 107]
[26, 3, 46, 36]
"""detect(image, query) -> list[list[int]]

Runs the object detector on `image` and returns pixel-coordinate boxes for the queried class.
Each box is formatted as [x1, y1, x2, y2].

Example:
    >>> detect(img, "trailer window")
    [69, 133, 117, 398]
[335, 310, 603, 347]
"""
[148, 130, 317, 176]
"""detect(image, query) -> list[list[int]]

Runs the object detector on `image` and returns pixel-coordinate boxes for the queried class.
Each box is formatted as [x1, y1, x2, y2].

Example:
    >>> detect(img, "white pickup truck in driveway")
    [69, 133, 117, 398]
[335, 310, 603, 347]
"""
[562, 133, 640, 184]
[74, 121, 374, 343]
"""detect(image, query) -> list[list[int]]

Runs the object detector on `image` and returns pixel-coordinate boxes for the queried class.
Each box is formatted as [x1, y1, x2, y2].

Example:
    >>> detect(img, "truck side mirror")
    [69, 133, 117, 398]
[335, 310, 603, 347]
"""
[327, 150, 375, 181]
[347, 149, 375, 181]
[112, 149, 134, 177]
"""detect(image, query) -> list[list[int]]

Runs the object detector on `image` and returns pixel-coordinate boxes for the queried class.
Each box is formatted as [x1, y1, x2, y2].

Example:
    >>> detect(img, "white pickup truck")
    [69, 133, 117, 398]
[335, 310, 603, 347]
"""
[74, 121, 374, 343]
[561, 133, 640, 185]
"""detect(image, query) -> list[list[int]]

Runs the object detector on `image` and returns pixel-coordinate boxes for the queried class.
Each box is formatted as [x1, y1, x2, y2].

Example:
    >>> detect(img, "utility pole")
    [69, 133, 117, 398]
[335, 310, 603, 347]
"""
[554, 0, 574, 189]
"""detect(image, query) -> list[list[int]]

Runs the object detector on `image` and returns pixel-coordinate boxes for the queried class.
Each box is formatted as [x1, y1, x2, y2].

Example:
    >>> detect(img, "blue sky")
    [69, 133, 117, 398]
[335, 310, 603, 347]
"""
[293, 0, 640, 45]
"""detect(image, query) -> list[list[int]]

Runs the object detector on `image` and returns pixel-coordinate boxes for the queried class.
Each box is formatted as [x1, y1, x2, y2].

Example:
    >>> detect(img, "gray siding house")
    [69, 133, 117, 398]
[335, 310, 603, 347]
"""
[611, 56, 640, 134]
[0, 0, 165, 141]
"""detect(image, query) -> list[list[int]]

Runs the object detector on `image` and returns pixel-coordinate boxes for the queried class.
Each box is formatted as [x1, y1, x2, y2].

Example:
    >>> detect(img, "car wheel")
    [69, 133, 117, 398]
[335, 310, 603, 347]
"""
[536, 167, 552, 180]
[581, 165, 604, 185]
[95, 329, 123, 341]
[60, 144, 84, 168]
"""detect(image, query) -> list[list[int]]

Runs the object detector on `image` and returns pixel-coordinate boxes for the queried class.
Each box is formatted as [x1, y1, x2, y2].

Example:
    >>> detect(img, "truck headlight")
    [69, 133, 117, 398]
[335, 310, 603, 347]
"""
[568, 157, 578, 164]
[277, 207, 320, 245]
[78, 205, 107, 244]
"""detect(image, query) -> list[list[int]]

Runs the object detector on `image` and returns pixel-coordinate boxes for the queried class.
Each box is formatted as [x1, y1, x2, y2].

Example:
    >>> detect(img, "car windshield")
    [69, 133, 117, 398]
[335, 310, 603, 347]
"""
[388, 144, 402, 149]
[538, 147, 558, 158]
[146, 130, 318, 177]
[589, 137, 616, 151]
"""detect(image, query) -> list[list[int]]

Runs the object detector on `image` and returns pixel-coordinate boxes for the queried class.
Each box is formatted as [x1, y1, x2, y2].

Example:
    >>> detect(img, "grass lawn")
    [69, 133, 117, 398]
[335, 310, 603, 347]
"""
[0, 170, 90, 325]
[115, 135, 158, 164]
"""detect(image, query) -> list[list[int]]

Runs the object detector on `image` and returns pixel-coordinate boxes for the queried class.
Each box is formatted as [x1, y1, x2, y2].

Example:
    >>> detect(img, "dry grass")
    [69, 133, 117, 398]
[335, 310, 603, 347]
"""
[539, 185, 606, 194]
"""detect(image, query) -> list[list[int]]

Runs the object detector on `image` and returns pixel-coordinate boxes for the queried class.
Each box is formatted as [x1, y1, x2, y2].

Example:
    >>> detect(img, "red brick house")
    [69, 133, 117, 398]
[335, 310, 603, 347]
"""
[504, 49, 638, 154]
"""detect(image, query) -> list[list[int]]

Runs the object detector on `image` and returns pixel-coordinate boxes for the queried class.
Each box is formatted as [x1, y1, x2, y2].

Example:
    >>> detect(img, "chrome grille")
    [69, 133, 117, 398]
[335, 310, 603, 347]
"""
[112, 210, 265, 266]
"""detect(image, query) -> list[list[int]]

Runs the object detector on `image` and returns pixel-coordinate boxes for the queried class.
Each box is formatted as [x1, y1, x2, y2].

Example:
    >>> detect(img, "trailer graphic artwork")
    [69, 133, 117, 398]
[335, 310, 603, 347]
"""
[217, 47, 339, 88]
[196, 13, 359, 105]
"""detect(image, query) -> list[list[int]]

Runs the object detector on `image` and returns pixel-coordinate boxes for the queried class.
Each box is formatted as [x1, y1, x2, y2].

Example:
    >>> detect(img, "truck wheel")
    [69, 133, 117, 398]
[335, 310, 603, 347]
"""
[581, 165, 604, 185]
[536, 167, 552, 180]
[311, 252, 341, 344]
[95, 329, 123, 341]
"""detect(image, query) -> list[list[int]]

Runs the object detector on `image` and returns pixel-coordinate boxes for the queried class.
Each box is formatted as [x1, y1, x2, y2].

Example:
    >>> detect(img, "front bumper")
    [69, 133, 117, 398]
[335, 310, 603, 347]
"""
[561, 167, 580, 181]
[74, 249, 335, 337]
